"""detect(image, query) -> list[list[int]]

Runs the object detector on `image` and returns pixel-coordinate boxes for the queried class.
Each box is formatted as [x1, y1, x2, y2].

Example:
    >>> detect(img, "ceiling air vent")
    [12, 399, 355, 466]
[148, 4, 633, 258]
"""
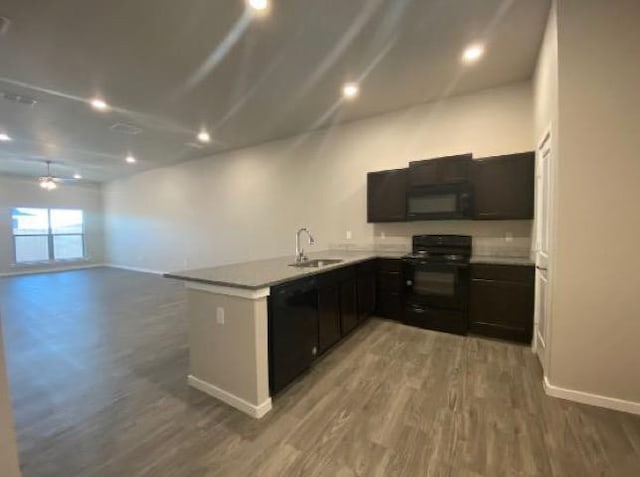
[185, 142, 204, 149]
[109, 123, 143, 135]
[1, 90, 37, 106]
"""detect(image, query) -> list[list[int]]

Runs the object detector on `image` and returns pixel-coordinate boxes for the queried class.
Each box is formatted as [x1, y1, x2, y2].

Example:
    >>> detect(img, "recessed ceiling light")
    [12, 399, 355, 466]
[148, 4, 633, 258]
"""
[0, 133, 11, 141]
[342, 82, 359, 99]
[248, 0, 269, 11]
[462, 44, 484, 63]
[126, 155, 136, 164]
[73, 173, 82, 179]
[90, 98, 109, 111]
[197, 130, 211, 143]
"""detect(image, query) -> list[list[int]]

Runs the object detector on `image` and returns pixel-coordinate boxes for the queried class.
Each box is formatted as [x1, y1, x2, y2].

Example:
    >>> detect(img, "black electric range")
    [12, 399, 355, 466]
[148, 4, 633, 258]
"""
[402, 235, 471, 335]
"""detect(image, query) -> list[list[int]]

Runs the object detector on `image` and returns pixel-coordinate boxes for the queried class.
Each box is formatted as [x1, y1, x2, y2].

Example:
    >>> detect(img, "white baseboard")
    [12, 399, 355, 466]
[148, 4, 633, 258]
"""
[188, 375, 272, 419]
[0, 263, 104, 277]
[104, 264, 165, 275]
[544, 376, 640, 415]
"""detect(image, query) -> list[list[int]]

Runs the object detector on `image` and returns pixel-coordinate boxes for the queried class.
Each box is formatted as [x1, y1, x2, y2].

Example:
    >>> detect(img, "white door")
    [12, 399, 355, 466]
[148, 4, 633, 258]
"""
[533, 129, 553, 369]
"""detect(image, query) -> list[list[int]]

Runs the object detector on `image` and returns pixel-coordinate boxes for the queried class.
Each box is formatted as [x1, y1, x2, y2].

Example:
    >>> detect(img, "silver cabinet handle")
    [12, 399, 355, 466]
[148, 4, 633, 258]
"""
[536, 266, 548, 271]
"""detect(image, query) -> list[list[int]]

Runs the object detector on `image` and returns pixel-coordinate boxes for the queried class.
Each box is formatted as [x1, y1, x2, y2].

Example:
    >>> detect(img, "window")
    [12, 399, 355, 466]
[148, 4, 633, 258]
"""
[12, 208, 85, 264]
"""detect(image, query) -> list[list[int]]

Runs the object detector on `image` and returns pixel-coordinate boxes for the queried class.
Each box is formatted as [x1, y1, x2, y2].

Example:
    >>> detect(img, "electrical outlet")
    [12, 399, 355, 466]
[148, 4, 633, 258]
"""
[505, 232, 514, 243]
[346, 230, 352, 240]
[380, 231, 386, 240]
[216, 307, 225, 325]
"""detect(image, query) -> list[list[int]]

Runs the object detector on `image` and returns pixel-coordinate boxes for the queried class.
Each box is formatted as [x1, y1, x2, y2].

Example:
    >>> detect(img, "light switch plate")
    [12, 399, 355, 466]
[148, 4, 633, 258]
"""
[346, 231, 352, 240]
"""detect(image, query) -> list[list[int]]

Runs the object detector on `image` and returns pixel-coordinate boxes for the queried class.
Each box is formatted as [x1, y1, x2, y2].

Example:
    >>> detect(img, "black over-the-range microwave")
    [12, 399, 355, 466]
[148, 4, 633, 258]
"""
[406, 154, 474, 221]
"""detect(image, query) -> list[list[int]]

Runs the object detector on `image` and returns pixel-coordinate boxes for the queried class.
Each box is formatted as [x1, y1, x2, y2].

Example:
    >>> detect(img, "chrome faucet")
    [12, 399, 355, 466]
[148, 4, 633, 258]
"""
[295, 228, 315, 263]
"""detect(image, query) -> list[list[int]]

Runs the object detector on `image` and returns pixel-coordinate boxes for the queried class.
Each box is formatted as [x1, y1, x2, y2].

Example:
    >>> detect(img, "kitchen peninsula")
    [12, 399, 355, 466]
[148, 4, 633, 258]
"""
[165, 249, 405, 418]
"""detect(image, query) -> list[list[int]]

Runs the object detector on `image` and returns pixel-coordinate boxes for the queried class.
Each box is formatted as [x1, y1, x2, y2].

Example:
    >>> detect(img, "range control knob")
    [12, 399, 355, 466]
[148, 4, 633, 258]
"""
[406, 280, 413, 286]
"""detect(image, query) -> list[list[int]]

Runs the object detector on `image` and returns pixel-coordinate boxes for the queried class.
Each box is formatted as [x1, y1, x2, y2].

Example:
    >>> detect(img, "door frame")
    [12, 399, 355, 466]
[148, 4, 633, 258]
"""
[532, 125, 554, 367]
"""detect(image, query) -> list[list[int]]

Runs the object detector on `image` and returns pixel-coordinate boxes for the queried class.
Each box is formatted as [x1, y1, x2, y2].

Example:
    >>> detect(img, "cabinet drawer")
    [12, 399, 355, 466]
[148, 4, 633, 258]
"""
[317, 267, 355, 287]
[356, 259, 377, 274]
[378, 258, 403, 272]
[404, 306, 467, 335]
[377, 271, 403, 292]
[471, 263, 534, 283]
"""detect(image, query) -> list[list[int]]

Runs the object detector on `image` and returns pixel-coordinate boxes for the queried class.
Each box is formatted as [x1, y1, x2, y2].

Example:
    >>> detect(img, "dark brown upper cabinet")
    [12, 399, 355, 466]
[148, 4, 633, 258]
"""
[367, 168, 408, 223]
[471, 152, 535, 220]
[408, 153, 472, 187]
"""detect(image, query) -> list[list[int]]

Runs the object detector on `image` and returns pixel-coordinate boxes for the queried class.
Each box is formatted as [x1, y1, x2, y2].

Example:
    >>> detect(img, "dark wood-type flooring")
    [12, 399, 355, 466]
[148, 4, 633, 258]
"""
[1, 268, 639, 476]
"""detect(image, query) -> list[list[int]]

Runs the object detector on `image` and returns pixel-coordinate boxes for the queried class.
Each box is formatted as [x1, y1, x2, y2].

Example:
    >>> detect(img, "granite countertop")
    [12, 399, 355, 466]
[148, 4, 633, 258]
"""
[164, 250, 407, 290]
[470, 255, 535, 266]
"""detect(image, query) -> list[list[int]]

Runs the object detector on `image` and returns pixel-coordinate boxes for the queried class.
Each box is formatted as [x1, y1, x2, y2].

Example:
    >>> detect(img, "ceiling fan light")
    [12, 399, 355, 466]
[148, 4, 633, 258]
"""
[38, 177, 57, 190]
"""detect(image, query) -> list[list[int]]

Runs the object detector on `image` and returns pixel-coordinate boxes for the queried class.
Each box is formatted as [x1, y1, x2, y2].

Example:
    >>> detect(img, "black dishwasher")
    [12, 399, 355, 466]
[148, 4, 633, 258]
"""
[268, 277, 319, 394]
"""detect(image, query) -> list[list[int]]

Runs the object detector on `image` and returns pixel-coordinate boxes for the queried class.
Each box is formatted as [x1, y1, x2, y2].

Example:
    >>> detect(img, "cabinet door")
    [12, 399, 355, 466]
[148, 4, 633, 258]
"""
[469, 278, 534, 343]
[367, 169, 408, 222]
[318, 285, 341, 354]
[436, 155, 471, 183]
[409, 154, 472, 186]
[375, 259, 404, 320]
[408, 160, 439, 187]
[378, 291, 403, 321]
[340, 279, 358, 335]
[472, 152, 535, 219]
[357, 272, 376, 321]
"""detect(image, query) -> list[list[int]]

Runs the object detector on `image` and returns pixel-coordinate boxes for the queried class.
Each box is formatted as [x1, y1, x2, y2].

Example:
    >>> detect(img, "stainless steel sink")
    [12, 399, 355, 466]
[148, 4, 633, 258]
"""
[289, 258, 343, 268]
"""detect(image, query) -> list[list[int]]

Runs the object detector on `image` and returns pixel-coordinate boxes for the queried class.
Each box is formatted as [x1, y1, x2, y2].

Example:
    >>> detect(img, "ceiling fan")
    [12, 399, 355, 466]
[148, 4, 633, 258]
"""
[38, 160, 79, 190]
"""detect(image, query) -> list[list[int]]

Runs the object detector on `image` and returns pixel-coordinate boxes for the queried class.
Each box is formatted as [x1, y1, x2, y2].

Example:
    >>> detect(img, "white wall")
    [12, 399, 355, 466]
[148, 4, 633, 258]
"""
[534, 3, 558, 144]
[104, 82, 535, 273]
[545, 0, 640, 406]
[0, 176, 104, 275]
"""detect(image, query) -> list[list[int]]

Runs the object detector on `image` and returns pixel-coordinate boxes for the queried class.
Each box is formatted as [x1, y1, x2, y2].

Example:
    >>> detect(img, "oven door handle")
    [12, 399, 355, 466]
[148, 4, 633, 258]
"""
[409, 305, 428, 313]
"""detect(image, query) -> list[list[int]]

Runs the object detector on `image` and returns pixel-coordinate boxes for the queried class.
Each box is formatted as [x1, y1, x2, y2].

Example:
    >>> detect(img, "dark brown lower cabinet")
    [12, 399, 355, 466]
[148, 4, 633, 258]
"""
[340, 278, 358, 335]
[269, 259, 397, 393]
[469, 264, 535, 343]
[317, 285, 341, 355]
[356, 261, 376, 322]
[376, 258, 404, 321]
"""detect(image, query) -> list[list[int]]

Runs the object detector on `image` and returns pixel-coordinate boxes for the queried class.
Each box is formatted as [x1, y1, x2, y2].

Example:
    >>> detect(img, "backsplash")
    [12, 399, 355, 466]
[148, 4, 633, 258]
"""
[472, 236, 532, 259]
[329, 220, 534, 259]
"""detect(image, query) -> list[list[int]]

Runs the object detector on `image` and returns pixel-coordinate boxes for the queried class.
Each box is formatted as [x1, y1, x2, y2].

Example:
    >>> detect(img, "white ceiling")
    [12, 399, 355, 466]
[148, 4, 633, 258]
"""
[0, 0, 550, 182]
